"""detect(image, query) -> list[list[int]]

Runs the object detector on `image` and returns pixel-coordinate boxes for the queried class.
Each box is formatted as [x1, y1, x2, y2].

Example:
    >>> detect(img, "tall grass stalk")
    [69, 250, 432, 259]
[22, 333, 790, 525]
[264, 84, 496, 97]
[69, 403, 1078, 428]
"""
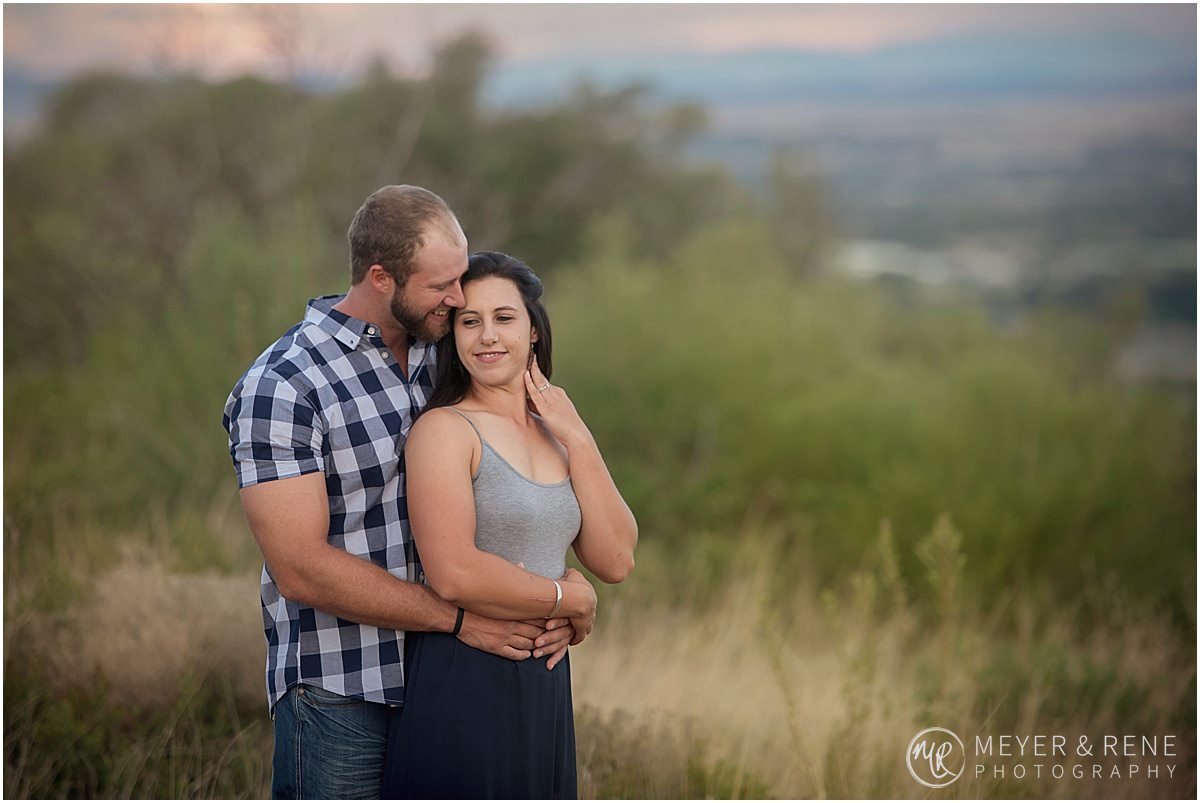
[5, 521, 1193, 798]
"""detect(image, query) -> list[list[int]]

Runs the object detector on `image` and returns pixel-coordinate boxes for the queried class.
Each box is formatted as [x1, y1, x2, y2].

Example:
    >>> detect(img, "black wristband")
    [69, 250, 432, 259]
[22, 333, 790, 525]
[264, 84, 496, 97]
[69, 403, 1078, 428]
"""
[451, 607, 465, 636]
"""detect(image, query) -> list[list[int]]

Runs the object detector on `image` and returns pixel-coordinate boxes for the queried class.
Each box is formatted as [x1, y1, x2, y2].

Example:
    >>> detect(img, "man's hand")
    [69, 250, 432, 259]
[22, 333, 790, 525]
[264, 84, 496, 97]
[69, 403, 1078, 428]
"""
[527, 617, 577, 670]
[455, 610, 544, 660]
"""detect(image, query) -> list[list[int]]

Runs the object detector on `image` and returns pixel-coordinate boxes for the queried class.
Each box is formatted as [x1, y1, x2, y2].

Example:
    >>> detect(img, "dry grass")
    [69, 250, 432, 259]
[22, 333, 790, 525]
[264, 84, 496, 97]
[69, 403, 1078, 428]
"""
[570, 535, 1194, 799]
[6, 536, 1195, 799]
[12, 547, 263, 711]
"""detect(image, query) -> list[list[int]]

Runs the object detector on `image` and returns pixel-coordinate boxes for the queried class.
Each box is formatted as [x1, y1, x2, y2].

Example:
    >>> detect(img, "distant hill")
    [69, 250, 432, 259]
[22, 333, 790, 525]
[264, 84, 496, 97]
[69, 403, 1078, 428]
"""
[3, 64, 57, 141]
[484, 29, 1196, 106]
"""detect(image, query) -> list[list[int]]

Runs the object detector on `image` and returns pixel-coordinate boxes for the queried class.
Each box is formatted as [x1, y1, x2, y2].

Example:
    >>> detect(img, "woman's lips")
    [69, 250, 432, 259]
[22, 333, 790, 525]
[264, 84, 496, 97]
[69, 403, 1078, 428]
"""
[474, 351, 507, 364]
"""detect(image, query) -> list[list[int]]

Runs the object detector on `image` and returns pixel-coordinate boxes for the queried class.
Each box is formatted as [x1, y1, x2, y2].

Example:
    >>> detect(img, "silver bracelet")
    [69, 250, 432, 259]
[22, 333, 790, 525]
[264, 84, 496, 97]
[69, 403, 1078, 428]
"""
[548, 579, 563, 618]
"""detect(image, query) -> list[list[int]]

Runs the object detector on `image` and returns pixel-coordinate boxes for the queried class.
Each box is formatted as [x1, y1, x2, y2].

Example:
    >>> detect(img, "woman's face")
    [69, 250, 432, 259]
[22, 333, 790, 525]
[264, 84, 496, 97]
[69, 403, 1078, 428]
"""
[454, 276, 536, 388]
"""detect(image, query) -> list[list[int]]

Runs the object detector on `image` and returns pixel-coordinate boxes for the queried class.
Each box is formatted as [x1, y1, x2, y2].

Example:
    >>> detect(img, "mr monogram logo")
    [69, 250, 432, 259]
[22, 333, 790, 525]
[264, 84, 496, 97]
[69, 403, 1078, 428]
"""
[907, 727, 967, 788]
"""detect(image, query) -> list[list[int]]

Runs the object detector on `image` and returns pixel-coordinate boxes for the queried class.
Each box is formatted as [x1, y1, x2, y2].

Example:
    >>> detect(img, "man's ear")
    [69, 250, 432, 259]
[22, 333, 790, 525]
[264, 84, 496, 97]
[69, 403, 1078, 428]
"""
[368, 264, 392, 293]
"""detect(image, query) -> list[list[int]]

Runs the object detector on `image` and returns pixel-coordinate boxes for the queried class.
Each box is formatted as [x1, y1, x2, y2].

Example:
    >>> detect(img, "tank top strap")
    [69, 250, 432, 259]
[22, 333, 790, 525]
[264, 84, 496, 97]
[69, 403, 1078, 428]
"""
[444, 407, 487, 450]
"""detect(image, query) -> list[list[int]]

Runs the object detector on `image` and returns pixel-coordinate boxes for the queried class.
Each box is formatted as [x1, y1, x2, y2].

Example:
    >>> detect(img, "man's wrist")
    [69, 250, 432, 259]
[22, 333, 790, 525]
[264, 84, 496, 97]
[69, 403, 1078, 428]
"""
[419, 584, 465, 635]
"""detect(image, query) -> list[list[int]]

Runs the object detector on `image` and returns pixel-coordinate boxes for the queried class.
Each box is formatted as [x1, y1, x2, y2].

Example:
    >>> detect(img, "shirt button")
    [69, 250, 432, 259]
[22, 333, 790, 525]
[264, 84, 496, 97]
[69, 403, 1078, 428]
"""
[367, 327, 376, 335]
[381, 351, 390, 360]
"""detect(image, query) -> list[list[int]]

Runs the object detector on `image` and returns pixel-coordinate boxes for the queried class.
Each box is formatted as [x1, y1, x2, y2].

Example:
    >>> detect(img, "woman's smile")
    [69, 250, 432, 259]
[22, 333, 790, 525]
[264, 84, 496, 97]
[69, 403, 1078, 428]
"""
[473, 350, 508, 364]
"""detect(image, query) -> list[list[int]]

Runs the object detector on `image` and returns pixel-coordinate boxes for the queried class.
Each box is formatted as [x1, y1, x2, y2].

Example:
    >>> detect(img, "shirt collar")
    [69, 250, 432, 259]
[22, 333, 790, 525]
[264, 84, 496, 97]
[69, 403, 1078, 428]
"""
[305, 295, 369, 350]
[304, 295, 441, 363]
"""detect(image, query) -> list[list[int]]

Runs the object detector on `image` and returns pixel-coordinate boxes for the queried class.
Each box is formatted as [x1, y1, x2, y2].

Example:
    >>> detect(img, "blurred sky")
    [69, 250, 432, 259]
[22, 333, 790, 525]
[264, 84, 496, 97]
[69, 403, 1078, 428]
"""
[4, 3, 1195, 82]
[5, 3, 1195, 145]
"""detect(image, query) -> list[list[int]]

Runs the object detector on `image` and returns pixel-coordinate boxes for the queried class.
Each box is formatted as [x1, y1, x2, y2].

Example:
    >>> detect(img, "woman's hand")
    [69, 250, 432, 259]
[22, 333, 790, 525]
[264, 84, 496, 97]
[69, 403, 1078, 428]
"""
[523, 364, 591, 450]
[524, 364, 639, 585]
[561, 567, 595, 647]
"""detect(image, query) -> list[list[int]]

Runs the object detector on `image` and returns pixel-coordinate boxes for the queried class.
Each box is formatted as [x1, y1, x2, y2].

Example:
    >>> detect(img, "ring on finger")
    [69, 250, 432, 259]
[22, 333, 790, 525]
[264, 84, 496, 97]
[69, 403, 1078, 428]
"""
[537, 383, 550, 392]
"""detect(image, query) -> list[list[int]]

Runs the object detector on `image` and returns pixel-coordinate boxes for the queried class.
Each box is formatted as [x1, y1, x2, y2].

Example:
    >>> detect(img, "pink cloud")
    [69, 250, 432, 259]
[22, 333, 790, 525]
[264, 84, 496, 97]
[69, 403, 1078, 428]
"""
[5, 3, 1193, 80]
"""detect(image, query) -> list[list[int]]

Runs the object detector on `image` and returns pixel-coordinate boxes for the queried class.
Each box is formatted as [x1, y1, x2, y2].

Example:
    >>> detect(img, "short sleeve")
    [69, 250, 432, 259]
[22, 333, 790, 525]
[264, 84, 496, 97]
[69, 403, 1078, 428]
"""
[224, 371, 325, 488]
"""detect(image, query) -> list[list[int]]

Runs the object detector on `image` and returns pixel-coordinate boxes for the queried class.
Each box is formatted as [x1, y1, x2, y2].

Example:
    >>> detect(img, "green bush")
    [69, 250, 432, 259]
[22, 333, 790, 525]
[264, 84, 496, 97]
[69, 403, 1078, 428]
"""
[6, 212, 1193, 620]
[551, 217, 1195, 618]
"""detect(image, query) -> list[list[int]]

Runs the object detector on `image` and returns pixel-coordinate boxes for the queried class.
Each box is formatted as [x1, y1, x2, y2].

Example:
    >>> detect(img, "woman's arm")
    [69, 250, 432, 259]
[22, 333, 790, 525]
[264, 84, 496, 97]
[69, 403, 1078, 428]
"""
[524, 365, 638, 584]
[406, 408, 597, 621]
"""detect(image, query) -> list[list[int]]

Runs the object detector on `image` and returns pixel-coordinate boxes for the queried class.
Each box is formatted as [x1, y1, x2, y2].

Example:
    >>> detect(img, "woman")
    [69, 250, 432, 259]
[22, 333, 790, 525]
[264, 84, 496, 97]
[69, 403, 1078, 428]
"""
[383, 251, 638, 798]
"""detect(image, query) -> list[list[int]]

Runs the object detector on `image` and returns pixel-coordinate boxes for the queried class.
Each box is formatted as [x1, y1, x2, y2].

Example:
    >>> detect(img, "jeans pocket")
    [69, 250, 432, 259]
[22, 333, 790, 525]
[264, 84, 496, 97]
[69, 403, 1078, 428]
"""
[275, 685, 390, 799]
[297, 683, 360, 708]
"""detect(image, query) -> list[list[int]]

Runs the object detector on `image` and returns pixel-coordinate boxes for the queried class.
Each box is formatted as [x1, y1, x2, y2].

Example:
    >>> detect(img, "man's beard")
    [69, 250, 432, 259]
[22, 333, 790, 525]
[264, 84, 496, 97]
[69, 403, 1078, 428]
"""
[390, 286, 451, 343]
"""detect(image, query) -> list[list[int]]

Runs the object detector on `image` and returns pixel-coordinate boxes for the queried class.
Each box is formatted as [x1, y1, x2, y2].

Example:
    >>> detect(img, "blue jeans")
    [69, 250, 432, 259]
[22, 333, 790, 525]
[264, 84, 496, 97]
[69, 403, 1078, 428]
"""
[271, 683, 391, 799]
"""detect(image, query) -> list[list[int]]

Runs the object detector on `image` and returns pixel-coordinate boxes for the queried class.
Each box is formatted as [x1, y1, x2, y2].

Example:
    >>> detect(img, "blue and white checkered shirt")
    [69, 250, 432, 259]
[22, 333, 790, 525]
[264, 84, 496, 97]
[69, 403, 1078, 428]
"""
[222, 294, 436, 711]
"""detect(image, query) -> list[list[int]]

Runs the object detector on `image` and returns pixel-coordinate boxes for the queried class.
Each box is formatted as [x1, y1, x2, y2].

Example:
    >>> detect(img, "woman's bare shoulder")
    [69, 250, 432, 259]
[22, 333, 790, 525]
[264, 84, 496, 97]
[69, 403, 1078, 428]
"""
[409, 406, 477, 447]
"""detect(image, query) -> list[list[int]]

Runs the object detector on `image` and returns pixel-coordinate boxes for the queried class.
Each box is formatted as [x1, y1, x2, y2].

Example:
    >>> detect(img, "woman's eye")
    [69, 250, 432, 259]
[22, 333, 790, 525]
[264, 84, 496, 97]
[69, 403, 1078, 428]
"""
[460, 319, 479, 326]
[496, 316, 514, 323]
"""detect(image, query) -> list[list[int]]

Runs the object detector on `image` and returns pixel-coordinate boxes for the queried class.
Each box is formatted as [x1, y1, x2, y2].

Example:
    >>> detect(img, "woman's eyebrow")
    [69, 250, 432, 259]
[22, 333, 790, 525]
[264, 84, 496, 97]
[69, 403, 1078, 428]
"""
[459, 305, 519, 315]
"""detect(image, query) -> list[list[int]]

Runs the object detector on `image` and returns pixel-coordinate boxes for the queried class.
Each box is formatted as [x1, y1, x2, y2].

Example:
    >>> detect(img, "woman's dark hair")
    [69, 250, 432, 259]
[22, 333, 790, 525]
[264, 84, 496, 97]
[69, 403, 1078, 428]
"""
[426, 252, 553, 409]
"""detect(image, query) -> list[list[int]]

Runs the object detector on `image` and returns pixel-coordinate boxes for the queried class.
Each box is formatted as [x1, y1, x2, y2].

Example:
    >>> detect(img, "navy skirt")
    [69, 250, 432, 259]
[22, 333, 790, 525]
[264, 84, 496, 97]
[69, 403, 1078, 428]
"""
[383, 631, 577, 799]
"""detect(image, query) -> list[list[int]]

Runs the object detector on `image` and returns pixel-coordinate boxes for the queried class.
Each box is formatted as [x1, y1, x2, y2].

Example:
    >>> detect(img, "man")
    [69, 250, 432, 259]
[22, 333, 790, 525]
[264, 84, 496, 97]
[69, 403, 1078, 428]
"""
[223, 185, 589, 798]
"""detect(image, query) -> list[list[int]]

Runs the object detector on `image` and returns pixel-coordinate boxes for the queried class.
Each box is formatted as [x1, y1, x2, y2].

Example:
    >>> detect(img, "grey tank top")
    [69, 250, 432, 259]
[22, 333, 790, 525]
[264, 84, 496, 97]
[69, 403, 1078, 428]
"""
[447, 408, 581, 580]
